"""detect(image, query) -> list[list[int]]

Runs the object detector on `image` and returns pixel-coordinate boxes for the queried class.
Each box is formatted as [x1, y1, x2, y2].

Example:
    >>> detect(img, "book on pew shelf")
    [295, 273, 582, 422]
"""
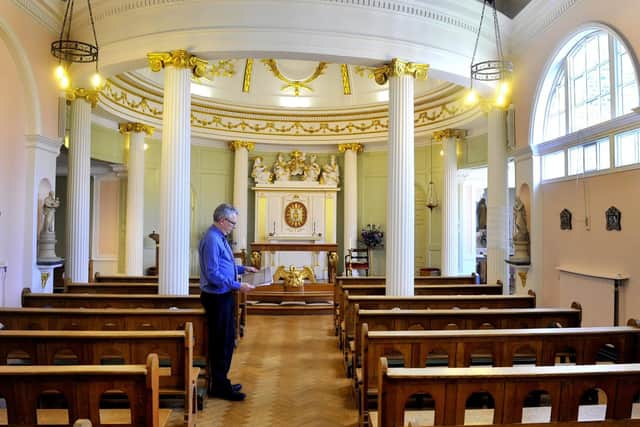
[242, 266, 273, 287]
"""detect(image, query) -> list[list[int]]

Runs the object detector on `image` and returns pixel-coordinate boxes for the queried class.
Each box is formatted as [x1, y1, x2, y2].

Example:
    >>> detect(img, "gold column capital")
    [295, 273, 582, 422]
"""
[119, 122, 155, 136]
[373, 58, 429, 85]
[338, 143, 364, 153]
[66, 88, 100, 108]
[432, 129, 466, 142]
[147, 49, 208, 78]
[229, 140, 255, 152]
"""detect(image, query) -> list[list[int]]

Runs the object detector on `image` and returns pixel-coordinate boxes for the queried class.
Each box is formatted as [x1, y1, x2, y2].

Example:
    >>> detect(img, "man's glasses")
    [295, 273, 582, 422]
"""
[224, 218, 237, 227]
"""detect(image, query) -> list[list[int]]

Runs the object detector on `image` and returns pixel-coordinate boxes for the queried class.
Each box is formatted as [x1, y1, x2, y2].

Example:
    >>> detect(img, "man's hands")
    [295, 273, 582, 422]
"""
[239, 282, 255, 293]
[244, 266, 259, 273]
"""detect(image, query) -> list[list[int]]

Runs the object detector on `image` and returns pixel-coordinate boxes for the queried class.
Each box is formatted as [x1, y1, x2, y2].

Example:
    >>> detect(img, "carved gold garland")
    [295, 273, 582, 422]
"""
[147, 50, 208, 78]
[100, 79, 475, 137]
[119, 122, 155, 136]
[242, 59, 254, 93]
[341, 64, 352, 95]
[67, 88, 101, 108]
[261, 59, 328, 96]
[374, 59, 429, 85]
[199, 59, 236, 81]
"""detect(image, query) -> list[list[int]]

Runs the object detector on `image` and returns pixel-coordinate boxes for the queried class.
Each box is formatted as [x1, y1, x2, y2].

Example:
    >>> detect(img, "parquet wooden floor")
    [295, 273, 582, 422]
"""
[167, 314, 358, 427]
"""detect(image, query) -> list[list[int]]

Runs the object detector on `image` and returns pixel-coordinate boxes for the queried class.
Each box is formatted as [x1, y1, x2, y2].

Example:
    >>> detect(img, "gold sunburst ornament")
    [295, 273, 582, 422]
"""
[261, 59, 328, 96]
[284, 201, 307, 228]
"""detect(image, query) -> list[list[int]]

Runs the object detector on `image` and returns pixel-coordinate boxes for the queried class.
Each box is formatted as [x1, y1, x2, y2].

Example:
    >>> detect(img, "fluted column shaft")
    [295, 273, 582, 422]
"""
[66, 97, 92, 282]
[386, 73, 415, 296]
[441, 135, 459, 275]
[339, 143, 362, 267]
[487, 108, 509, 289]
[231, 141, 253, 252]
[158, 66, 192, 295]
[123, 126, 149, 275]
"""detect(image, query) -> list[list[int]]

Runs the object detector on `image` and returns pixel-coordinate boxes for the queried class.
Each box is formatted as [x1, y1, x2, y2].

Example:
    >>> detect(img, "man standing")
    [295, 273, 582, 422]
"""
[199, 203, 256, 401]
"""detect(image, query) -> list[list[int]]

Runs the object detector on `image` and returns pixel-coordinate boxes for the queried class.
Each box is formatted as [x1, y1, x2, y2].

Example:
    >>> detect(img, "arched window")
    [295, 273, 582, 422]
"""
[533, 26, 638, 145]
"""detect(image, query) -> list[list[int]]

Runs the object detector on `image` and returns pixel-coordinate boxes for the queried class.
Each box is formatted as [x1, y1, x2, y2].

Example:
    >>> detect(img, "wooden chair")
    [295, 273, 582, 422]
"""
[345, 248, 370, 276]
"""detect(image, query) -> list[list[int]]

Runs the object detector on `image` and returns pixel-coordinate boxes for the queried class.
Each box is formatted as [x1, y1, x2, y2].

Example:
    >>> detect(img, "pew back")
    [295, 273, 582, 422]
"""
[67, 282, 201, 295]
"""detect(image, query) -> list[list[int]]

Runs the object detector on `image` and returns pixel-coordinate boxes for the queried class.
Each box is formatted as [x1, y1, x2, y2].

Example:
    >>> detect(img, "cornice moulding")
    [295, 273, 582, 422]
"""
[25, 134, 63, 155]
[11, 0, 60, 34]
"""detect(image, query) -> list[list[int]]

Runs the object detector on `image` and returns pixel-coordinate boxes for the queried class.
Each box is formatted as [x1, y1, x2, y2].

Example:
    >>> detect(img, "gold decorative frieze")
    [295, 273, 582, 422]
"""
[432, 128, 466, 142]
[147, 50, 208, 78]
[374, 59, 429, 85]
[242, 58, 254, 93]
[66, 88, 100, 107]
[354, 66, 377, 79]
[341, 64, 352, 95]
[261, 59, 328, 96]
[119, 122, 154, 136]
[229, 140, 255, 152]
[338, 143, 364, 153]
[201, 59, 236, 81]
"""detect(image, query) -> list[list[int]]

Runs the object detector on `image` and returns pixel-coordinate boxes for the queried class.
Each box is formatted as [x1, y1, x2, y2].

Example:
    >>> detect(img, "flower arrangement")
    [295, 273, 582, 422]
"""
[360, 224, 384, 248]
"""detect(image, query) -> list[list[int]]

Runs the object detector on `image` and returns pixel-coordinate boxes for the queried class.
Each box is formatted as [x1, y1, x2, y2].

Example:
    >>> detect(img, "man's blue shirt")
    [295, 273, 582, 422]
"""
[199, 225, 246, 294]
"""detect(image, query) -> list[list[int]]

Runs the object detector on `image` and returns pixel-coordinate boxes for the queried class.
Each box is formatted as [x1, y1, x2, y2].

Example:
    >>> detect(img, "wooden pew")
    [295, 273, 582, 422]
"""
[0, 353, 169, 427]
[374, 357, 640, 427]
[0, 324, 196, 426]
[360, 322, 640, 425]
[335, 283, 502, 336]
[94, 273, 199, 283]
[22, 288, 203, 309]
[341, 292, 536, 359]
[66, 282, 201, 295]
[351, 304, 583, 380]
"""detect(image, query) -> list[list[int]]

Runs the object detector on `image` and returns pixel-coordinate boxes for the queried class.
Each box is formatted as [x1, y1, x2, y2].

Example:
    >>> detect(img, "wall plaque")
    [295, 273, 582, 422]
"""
[284, 201, 307, 228]
[606, 206, 621, 231]
[560, 209, 572, 230]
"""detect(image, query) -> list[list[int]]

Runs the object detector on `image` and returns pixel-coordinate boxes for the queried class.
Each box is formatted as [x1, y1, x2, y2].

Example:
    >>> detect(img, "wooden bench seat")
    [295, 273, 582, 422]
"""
[360, 321, 640, 425]
[349, 304, 582, 380]
[66, 282, 201, 295]
[374, 357, 640, 426]
[94, 273, 199, 283]
[0, 324, 196, 426]
[0, 353, 165, 426]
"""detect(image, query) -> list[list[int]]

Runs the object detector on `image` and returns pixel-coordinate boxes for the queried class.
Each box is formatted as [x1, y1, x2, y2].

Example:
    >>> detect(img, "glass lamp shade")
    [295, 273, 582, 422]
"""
[426, 181, 439, 210]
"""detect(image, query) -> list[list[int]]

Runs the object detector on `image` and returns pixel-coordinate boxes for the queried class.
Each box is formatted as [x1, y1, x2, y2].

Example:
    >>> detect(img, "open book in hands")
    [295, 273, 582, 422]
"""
[242, 266, 273, 287]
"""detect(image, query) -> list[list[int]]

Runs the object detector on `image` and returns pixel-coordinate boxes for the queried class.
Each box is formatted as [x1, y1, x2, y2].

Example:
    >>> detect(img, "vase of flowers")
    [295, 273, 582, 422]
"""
[360, 224, 384, 249]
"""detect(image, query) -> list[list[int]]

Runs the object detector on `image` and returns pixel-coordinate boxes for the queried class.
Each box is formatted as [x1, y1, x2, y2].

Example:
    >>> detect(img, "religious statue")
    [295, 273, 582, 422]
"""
[273, 265, 316, 290]
[509, 196, 530, 263]
[287, 150, 306, 177]
[476, 197, 487, 231]
[251, 156, 273, 184]
[319, 154, 340, 185]
[272, 153, 291, 181]
[42, 191, 60, 233]
[303, 153, 321, 182]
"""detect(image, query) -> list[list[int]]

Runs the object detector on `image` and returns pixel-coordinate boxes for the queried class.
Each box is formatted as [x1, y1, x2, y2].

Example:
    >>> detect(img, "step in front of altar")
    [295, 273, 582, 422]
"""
[246, 283, 333, 315]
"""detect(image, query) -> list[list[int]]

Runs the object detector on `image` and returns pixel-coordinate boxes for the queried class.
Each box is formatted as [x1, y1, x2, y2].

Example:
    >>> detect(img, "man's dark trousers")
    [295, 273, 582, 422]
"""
[201, 291, 235, 393]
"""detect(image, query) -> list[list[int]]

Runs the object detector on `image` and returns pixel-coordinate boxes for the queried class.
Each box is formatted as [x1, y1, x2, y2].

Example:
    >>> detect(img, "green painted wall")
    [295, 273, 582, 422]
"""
[91, 124, 125, 163]
[458, 134, 488, 169]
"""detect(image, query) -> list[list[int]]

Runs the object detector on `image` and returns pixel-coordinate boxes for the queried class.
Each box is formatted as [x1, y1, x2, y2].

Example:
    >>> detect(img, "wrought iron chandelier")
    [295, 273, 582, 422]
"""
[466, 0, 513, 106]
[426, 141, 439, 210]
[51, 0, 103, 90]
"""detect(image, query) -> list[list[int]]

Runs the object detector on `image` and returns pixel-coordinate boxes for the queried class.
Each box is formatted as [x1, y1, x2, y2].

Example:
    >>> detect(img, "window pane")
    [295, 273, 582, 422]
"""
[586, 37, 599, 68]
[574, 75, 586, 104]
[571, 45, 586, 76]
[622, 83, 638, 113]
[600, 63, 611, 96]
[598, 139, 610, 169]
[568, 146, 583, 175]
[584, 144, 598, 171]
[620, 52, 635, 85]
[587, 100, 600, 126]
[542, 151, 566, 180]
[599, 33, 609, 63]
[615, 131, 638, 166]
[586, 69, 599, 100]
[573, 104, 587, 130]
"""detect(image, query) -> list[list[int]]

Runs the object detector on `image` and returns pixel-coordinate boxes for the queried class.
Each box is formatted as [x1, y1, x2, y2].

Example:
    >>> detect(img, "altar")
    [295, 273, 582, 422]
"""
[250, 242, 338, 284]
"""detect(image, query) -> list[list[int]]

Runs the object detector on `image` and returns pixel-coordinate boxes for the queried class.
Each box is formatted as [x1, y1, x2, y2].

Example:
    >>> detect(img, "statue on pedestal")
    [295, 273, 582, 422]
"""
[272, 153, 291, 181]
[251, 156, 273, 184]
[37, 191, 62, 263]
[319, 154, 339, 186]
[303, 153, 321, 182]
[509, 196, 530, 263]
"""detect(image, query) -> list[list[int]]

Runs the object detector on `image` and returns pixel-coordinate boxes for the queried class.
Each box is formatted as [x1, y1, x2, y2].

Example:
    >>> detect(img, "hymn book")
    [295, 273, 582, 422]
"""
[242, 266, 273, 287]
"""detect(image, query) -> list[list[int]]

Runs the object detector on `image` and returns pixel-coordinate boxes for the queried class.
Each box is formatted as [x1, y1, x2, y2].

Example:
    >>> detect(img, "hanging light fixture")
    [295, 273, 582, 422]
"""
[51, 0, 103, 90]
[466, 0, 513, 107]
[426, 141, 439, 210]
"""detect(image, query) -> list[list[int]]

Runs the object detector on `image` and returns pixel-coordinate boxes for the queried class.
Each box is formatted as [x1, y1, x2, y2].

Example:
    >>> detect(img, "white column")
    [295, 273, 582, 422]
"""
[487, 108, 509, 289]
[434, 129, 464, 276]
[230, 141, 254, 253]
[376, 59, 428, 296]
[120, 123, 153, 275]
[66, 90, 97, 283]
[339, 143, 363, 268]
[148, 50, 207, 295]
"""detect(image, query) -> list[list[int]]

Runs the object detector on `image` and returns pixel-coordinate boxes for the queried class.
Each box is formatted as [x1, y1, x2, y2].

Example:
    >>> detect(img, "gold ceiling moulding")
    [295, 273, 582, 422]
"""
[229, 140, 255, 151]
[354, 66, 377, 80]
[119, 122, 155, 136]
[261, 59, 328, 96]
[200, 59, 236, 81]
[66, 88, 100, 108]
[338, 143, 364, 153]
[341, 64, 352, 96]
[374, 59, 429, 86]
[147, 50, 208, 78]
[242, 59, 254, 93]
[432, 128, 466, 142]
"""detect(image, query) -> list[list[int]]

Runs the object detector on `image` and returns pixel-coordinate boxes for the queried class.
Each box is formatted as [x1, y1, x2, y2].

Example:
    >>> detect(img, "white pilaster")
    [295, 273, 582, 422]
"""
[487, 108, 509, 289]
[121, 123, 152, 275]
[231, 141, 253, 253]
[380, 60, 428, 296]
[24, 135, 63, 293]
[339, 143, 362, 268]
[66, 93, 94, 283]
[436, 130, 463, 276]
